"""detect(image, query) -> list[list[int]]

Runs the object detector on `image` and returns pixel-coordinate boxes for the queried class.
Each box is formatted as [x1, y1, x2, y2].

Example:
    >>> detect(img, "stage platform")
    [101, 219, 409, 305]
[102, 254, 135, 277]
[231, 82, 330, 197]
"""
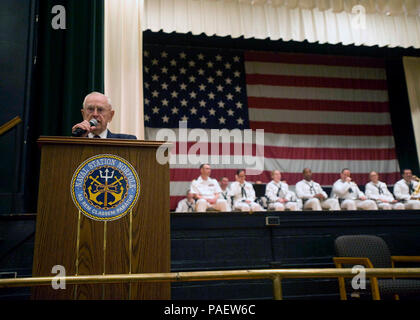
[1, 210, 420, 299]
[170, 210, 420, 300]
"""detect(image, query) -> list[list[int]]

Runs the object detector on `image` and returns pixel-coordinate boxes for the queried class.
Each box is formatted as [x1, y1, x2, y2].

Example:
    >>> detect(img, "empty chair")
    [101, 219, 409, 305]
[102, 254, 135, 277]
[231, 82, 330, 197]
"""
[333, 235, 420, 300]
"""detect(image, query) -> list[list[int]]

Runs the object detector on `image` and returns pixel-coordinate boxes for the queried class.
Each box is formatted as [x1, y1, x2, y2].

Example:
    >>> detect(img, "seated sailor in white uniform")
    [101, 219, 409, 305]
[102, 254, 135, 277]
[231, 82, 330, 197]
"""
[265, 170, 300, 211]
[365, 171, 404, 210]
[332, 168, 377, 210]
[190, 164, 229, 212]
[175, 189, 196, 213]
[296, 168, 340, 211]
[393, 169, 420, 210]
[230, 169, 264, 212]
[218, 176, 232, 211]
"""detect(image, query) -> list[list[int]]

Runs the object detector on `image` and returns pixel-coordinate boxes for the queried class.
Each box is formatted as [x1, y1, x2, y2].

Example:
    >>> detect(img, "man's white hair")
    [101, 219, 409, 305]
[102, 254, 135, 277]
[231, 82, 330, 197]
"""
[83, 92, 112, 109]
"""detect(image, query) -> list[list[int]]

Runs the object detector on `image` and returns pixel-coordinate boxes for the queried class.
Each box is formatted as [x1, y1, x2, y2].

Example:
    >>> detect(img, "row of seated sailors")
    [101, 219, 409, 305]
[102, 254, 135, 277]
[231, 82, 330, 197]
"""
[176, 166, 420, 212]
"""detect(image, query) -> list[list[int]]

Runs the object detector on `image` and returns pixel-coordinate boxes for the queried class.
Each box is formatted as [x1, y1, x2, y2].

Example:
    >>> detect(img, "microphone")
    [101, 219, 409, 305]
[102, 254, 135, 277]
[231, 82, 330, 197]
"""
[71, 119, 98, 137]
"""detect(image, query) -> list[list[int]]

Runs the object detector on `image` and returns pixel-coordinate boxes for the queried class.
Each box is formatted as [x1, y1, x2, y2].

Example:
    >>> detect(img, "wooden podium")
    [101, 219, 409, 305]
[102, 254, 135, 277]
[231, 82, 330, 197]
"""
[32, 137, 171, 299]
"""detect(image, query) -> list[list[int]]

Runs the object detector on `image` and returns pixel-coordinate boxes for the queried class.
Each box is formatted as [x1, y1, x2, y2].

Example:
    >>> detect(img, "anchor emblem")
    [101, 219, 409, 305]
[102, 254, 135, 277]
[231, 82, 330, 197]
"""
[85, 166, 127, 209]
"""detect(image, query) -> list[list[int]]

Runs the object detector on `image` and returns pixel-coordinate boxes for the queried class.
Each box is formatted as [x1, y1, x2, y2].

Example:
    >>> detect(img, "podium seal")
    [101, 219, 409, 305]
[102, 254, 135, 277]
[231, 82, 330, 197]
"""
[71, 154, 140, 221]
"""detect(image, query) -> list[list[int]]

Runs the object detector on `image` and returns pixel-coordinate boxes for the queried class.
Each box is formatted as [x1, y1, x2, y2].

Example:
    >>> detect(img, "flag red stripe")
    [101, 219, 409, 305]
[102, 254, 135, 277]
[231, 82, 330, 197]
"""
[170, 169, 401, 186]
[245, 74, 388, 90]
[247, 97, 390, 113]
[249, 121, 393, 136]
[244, 51, 386, 68]
[171, 142, 397, 160]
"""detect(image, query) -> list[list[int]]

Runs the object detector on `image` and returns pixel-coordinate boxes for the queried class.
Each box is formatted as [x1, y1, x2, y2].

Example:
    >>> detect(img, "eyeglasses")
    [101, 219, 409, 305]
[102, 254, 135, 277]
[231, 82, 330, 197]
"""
[85, 105, 110, 114]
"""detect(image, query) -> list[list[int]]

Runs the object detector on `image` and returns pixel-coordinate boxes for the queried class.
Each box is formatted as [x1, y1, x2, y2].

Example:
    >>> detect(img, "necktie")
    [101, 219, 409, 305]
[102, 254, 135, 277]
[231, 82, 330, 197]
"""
[186, 201, 193, 212]
[276, 184, 282, 197]
[308, 182, 315, 195]
[241, 185, 247, 198]
[93, 135, 101, 139]
[409, 182, 414, 194]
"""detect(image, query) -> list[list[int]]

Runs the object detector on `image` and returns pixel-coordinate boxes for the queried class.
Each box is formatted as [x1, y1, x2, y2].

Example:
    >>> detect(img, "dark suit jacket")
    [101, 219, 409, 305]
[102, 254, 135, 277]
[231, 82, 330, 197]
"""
[106, 130, 137, 140]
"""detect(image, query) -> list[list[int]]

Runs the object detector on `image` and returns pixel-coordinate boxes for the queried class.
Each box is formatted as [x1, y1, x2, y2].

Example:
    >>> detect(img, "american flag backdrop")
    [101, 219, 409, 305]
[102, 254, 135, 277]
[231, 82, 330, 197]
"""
[142, 45, 400, 210]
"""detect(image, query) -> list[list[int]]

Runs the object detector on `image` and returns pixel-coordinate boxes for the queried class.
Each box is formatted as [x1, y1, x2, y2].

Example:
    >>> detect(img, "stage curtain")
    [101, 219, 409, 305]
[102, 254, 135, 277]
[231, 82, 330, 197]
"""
[142, 0, 420, 49]
[403, 57, 420, 167]
[233, 0, 420, 15]
[104, 0, 145, 139]
[33, 0, 104, 136]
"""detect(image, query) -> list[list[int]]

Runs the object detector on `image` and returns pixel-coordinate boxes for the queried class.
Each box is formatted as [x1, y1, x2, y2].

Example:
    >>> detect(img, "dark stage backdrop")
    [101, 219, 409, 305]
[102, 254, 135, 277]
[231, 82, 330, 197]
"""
[22, 0, 105, 213]
[1, 0, 104, 214]
[33, 0, 104, 137]
[0, 0, 36, 214]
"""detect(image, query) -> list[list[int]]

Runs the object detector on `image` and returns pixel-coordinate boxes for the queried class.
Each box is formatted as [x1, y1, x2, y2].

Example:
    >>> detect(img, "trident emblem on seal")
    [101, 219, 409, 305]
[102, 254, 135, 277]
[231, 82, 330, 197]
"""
[87, 167, 125, 208]
[100, 168, 114, 183]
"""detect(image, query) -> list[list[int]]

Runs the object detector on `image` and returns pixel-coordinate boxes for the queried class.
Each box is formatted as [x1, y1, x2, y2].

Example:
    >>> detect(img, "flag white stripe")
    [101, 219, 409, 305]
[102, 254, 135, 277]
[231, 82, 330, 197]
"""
[244, 61, 387, 80]
[246, 85, 389, 102]
[248, 108, 391, 125]
[169, 157, 399, 174]
[145, 128, 396, 149]
[171, 182, 193, 196]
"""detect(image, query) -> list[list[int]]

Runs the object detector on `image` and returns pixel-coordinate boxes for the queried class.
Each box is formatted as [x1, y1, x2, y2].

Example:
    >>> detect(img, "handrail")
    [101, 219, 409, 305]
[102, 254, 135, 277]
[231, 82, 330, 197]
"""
[2, 268, 420, 300]
[0, 116, 22, 136]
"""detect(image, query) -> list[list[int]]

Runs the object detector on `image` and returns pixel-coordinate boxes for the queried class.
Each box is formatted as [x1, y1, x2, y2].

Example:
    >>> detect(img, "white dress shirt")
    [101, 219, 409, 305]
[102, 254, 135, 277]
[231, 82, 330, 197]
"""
[88, 129, 108, 139]
[332, 179, 365, 200]
[365, 181, 395, 202]
[265, 180, 293, 203]
[175, 198, 196, 212]
[295, 180, 328, 200]
[190, 176, 222, 200]
[219, 187, 231, 201]
[230, 181, 256, 204]
[394, 179, 420, 201]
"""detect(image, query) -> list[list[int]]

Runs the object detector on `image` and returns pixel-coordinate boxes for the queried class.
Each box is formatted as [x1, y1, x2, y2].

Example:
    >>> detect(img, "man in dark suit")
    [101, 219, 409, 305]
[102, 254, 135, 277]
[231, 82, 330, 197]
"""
[71, 91, 137, 140]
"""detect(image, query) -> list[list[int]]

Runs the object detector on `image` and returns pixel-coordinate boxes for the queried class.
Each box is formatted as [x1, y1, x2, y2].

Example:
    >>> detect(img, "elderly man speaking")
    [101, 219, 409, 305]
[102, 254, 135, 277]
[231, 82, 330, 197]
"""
[71, 92, 137, 139]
